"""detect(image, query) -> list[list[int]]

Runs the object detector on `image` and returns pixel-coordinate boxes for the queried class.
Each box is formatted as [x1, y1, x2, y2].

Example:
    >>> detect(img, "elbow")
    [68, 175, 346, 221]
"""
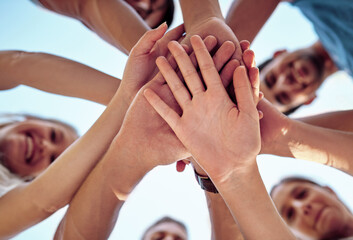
[31, 196, 70, 215]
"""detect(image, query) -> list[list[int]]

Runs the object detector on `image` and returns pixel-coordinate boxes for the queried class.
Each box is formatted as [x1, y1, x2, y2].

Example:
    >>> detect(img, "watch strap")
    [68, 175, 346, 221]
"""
[194, 170, 219, 194]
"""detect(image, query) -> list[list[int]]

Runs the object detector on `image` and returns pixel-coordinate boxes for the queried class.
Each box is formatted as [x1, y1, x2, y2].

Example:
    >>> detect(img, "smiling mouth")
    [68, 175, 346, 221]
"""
[25, 133, 35, 165]
[314, 206, 326, 228]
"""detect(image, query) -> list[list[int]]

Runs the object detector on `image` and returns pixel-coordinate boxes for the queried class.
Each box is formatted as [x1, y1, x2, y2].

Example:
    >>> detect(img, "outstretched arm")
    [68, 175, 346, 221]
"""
[225, 0, 281, 42]
[0, 24, 183, 239]
[0, 51, 120, 105]
[144, 36, 295, 239]
[192, 163, 244, 240]
[259, 99, 353, 176]
[0, 51, 119, 105]
[39, 0, 150, 54]
[296, 110, 353, 132]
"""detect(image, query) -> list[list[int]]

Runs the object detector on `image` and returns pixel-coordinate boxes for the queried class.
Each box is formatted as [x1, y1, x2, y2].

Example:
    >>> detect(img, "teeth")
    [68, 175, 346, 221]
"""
[26, 136, 33, 161]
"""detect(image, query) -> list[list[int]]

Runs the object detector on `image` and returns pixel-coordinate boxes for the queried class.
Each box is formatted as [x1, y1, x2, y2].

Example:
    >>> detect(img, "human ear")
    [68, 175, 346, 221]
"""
[303, 95, 316, 105]
[273, 49, 287, 58]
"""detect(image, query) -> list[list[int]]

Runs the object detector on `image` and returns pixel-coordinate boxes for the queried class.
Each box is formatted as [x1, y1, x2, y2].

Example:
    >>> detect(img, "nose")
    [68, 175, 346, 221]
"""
[292, 200, 312, 214]
[137, 0, 152, 11]
[39, 138, 59, 160]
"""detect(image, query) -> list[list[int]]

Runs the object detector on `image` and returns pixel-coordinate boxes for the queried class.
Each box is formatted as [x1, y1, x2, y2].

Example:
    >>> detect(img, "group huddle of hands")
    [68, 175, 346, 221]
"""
[110, 20, 268, 195]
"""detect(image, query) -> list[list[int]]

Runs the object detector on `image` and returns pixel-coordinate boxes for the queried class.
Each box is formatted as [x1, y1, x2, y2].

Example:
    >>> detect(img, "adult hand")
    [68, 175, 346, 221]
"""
[144, 36, 261, 182]
[181, 17, 242, 62]
[119, 23, 185, 105]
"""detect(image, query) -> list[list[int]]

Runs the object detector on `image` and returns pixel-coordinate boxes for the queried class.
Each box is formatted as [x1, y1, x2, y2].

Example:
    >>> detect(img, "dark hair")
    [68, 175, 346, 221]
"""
[258, 57, 303, 116]
[152, 0, 174, 29]
[270, 176, 320, 198]
[142, 216, 187, 239]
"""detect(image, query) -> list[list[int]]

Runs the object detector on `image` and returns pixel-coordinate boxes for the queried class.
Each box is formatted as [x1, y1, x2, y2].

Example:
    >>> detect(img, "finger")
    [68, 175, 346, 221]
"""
[131, 22, 168, 56]
[243, 49, 255, 69]
[220, 59, 240, 87]
[240, 40, 250, 52]
[258, 110, 264, 120]
[249, 67, 260, 104]
[213, 41, 235, 71]
[189, 36, 217, 69]
[168, 40, 205, 95]
[144, 88, 180, 130]
[233, 66, 256, 112]
[176, 160, 187, 172]
[156, 56, 191, 108]
[158, 24, 185, 56]
[190, 35, 222, 88]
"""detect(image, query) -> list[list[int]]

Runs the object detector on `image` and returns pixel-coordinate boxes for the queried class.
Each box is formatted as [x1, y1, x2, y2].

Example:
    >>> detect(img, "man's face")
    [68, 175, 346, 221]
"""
[0, 119, 78, 177]
[260, 49, 324, 113]
[144, 222, 187, 240]
[272, 181, 352, 239]
[125, 0, 168, 28]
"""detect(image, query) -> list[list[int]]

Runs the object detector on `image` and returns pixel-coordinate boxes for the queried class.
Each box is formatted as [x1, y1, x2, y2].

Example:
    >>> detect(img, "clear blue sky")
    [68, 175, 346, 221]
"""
[1, 1, 353, 239]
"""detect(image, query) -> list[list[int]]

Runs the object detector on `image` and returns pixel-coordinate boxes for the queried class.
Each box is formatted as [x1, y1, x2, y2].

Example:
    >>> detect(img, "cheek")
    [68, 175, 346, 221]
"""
[0, 136, 23, 168]
[316, 208, 345, 236]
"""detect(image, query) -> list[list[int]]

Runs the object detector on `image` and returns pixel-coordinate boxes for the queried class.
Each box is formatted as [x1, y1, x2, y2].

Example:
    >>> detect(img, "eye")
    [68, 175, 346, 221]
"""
[286, 207, 295, 222]
[275, 92, 290, 105]
[151, 232, 165, 240]
[295, 189, 308, 200]
[50, 155, 56, 163]
[265, 72, 276, 88]
[51, 128, 57, 143]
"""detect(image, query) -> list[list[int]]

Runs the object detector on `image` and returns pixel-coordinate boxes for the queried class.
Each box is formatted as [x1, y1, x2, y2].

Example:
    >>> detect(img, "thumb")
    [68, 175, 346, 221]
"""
[131, 22, 168, 56]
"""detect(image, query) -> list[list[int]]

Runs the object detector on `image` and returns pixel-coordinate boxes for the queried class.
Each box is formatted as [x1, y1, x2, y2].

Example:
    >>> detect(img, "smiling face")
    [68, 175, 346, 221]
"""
[143, 221, 187, 240]
[0, 119, 78, 178]
[125, 0, 170, 28]
[272, 180, 353, 240]
[260, 49, 326, 113]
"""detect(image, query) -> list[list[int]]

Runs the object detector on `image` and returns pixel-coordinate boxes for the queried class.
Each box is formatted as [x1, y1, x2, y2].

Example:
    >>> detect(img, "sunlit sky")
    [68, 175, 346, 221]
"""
[1, 1, 353, 239]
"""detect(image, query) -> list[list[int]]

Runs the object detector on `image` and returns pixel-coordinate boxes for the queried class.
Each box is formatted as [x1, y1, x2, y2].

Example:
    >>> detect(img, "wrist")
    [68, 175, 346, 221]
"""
[102, 135, 152, 200]
[212, 160, 259, 193]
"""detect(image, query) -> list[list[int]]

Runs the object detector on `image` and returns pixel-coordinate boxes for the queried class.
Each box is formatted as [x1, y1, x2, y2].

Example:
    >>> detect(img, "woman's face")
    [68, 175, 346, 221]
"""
[0, 119, 78, 178]
[125, 0, 168, 28]
[272, 181, 352, 240]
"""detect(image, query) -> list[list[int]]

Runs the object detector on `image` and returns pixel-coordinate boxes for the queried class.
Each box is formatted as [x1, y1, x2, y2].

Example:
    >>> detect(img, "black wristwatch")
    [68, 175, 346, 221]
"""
[194, 170, 219, 194]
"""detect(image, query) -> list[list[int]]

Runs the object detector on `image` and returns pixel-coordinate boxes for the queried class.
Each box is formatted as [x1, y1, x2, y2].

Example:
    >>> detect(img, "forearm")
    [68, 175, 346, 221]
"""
[225, 0, 280, 42]
[78, 0, 149, 54]
[216, 163, 295, 240]
[205, 192, 244, 240]
[54, 135, 151, 239]
[31, 89, 131, 209]
[271, 120, 353, 175]
[179, 0, 223, 30]
[0, 51, 119, 105]
[296, 110, 353, 132]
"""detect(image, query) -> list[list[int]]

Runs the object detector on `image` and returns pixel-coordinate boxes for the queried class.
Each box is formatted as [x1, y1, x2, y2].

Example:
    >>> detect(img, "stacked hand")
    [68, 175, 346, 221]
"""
[144, 35, 261, 183]
[119, 23, 185, 106]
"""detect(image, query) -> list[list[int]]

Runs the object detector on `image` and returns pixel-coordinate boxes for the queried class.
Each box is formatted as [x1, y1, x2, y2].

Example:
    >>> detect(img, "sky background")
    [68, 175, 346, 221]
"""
[1, 0, 353, 239]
